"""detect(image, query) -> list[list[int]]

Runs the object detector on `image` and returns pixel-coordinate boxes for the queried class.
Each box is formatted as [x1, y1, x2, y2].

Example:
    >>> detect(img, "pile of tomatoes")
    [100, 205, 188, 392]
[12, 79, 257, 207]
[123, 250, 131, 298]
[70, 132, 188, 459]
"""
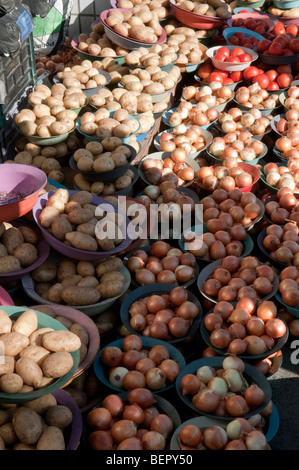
[197, 62, 243, 85]
[213, 46, 252, 64]
[243, 65, 293, 91]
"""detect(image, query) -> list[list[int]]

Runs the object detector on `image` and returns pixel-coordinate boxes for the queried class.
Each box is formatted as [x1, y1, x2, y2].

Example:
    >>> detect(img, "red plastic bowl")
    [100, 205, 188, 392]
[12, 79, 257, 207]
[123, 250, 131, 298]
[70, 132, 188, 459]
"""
[0, 287, 14, 306]
[197, 162, 260, 193]
[170, 0, 230, 29]
[0, 164, 47, 223]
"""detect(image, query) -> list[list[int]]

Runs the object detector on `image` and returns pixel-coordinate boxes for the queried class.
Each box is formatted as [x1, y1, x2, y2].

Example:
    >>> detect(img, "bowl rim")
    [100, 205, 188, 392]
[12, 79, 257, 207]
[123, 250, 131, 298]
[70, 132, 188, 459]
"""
[52, 389, 83, 450]
[0, 163, 47, 205]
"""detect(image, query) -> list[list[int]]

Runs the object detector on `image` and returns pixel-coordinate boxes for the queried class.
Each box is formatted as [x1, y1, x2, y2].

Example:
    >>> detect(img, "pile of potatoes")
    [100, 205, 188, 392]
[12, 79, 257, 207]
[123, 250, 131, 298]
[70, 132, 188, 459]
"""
[39, 189, 126, 252]
[31, 257, 126, 306]
[56, 64, 109, 90]
[73, 140, 132, 174]
[165, 21, 218, 39]
[0, 308, 81, 393]
[105, 8, 165, 43]
[0, 394, 74, 450]
[268, 5, 299, 17]
[176, 0, 232, 17]
[164, 26, 209, 66]
[79, 109, 140, 139]
[116, 0, 170, 18]
[15, 133, 81, 160]
[74, 168, 136, 194]
[0, 223, 39, 274]
[119, 66, 178, 95]
[77, 22, 129, 58]
[124, 44, 177, 68]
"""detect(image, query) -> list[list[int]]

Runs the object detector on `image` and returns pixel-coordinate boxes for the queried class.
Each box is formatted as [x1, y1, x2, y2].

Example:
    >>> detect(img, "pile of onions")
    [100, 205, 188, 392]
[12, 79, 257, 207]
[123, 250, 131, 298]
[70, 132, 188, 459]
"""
[197, 160, 255, 192]
[141, 148, 196, 187]
[87, 388, 173, 450]
[158, 124, 207, 156]
[167, 101, 219, 130]
[203, 255, 276, 302]
[201, 188, 262, 229]
[208, 133, 265, 163]
[263, 224, 299, 267]
[180, 356, 268, 418]
[235, 83, 279, 110]
[203, 298, 287, 356]
[101, 335, 180, 392]
[181, 83, 234, 107]
[127, 286, 200, 340]
[182, 221, 247, 261]
[217, 108, 270, 137]
[263, 160, 299, 192]
[178, 417, 268, 450]
[278, 266, 299, 308]
[126, 242, 196, 286]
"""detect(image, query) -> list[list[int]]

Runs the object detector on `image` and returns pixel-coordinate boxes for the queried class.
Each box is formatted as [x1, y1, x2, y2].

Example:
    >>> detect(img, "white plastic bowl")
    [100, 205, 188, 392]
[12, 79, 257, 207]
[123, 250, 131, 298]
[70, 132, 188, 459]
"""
[206, 45, 258, 71]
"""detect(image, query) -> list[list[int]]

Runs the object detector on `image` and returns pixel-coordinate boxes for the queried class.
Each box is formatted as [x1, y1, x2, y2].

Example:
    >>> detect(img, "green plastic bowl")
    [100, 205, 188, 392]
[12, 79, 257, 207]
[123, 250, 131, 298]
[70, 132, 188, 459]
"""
[0, 306, 80, 404]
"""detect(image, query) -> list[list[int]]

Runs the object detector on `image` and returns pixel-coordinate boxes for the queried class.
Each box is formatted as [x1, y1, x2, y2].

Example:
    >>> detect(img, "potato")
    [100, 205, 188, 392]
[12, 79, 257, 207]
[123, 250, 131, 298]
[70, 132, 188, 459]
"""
[74, 174, 91, 192]
[42, 331, 81, 353]
[32, 260, 57, 283]
[70, 323, 89, 346]
[34, 306, 56, 317]
[97, 280, 124, 298]
[57, 259, 77, 282]
[42, 352, 74, 378]
[19, 346, 51, 367]
[50, 121, 70, 136]
[61, 274, 83, 288]
[29, 328, 55, 347]
[75, 218, 97, 238]
[36, 376, 55, 389]
[34, 283, 51, 299]
[12, 310, 38, 337]
[2, 227, 24, 255]
[23, 394, 57, 415]
[36, 426, 65, 450]
[47, 170, 65, 184]
[100, 270, 125, 283]
[13, 407, 43, 445]
[15, 109, 36, 124]
[13, 442, 36, 450]
[45, 405, 73, 429]
[46, 195, 66, 214]
[15, 357, 43, 387]
[47, 283, 64, 303]
[0, 356, 15, 376]
[95, 257, 123, 277]
[76, 276, 98, 289]
[0, 373, 23, 393]
[0, 410, 9, 426]
[13, 243, 38, 267]
[14, 150, 33, 165]
[51, 215, 73, 240]
[60, 286, 101, 306]
[0, 309, 12, 334]
[17, 226, 38, 245]
[1, 333, 29, 356]
[39, 206, 60, 228]
[0, 423, 17, 445]
[70, 191, 93, 206]
[64, 201, 81, 214]
[65, 232, 98, 251]
[54, 316, 73, 330]
[92, 156, 115, 173]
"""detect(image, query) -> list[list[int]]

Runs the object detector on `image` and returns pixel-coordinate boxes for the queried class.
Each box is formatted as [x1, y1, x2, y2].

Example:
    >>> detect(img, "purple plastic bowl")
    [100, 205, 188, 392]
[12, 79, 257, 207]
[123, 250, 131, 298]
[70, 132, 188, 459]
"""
[0, 220, 51, 282]
[52, 389, 83, 450]
[0, 286, 14, 306]
[32, 190, 135, 261]
[0, 164, 47, 223]
[31, 304, 100, 380]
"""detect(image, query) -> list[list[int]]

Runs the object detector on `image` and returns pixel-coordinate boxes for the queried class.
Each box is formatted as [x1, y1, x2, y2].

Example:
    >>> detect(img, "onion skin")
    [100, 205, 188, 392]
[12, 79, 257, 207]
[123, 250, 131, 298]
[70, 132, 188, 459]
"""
[102, 395, 124, 417]
[122, 405, 145, 425]
[145, 367, 167, 391]
[194, 389, 221, 413]
[110, 419, 137, 444]
[88, 430, 114, 450]
[225, 439, 247, 450]
[150, 414, 173, 439]
[179, 425, 202, 447]
[87, 408, 112, 431]
[127, 388, 157, 408]
[245, 430, 267, 450]
[244, 384, 265, 408]
[149, 345, 170, 365]
[142, 431, 166, 450]
[225, 395, 250, 417]
[203, 426, 228, 450]
[159, 359, 180, 383]
[101, 347, 123, 368]
[181, 374, 203, 396]
[117, 437, 143, 450]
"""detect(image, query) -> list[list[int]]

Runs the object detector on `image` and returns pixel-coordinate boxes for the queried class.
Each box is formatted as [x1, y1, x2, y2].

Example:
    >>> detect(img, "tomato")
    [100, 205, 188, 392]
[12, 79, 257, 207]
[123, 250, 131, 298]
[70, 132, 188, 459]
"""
[222, 78, 234, 85]
[274, 22, 286, 35]
[227, 56, 240, 63]
[257, 39, 271, 54]
[229, 35, 239, 45]
[242, 42, 253, 49]
[277, 65, 292, 74]
[267, 82, 280, 91]
[287, 24, 299, 37]
[265, 70, 278, 82]
[283, 49, 294, 56]
[197, 62, 213, 79]
[251, 37, 259, 46]
[290, 39, 299, 53]
[244, 19, 257, 30]
[214, 53, 227, 62]
[243, 66, 259, 81]
[277, 73, 293, 88]
[233, 19, 244, 27]
[238, 53, 252, 63]
[252, 74, 270, 89]
[208, 72, 223, 83]
[268, 42, 284, 55]
[230, 47, 244, 56]
[255, 25, 266, 36]
[230, 71, 243, 82]
[234, 32, 245, 40]
[214, 68, 229, 78]
[217, 47, 230, 58]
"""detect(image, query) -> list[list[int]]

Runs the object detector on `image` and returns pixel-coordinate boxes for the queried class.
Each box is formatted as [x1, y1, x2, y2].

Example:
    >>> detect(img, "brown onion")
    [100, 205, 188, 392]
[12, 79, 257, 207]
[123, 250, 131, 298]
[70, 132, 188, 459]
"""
[225, 395, 249, 417]
[88, 430, 114, 450]
[244, 384, 265, 408]
[142, 431, 165, 450]
[159, 359, 179, 383]
[123, 404, 145, 425]
[168, 317, 191, 338]
[127, 388, 156, 408]
[87, 408, 112, 431]
[245, 430, 267, 450]
[244, 335, 267, 355]
[194, 389, 221, 413]
[203, 426, 228, 450]
[179, 425, 202, 447]
[210, 329, 231, 349]
[101, 347, 123, 368]
[148, 321, 169, 340]
[150, 414, 173, 439]
[149, 345, 169, 365]
[181, 374, 203, 396]
[102, 395, 124, 417]
[117, 437, 143, 450]
[265, 318, 287, 338]
[111, 419, 137, 443]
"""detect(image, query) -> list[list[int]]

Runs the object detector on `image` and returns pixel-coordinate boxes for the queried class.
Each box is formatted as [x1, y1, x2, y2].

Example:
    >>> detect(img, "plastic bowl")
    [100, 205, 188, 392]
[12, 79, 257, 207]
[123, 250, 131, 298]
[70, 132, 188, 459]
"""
[75, 115, 141, 144]
[206, 45, 258, 71]
[0, 220, 51, 283]
[52, 389, 83, 450]
[71, 36, 126, 64]
[206, 141, 267, 166]
[259, 169, 279, 193]
[138, 151, 200, 187]
[32, 190, 134, 261]
[259, 51, 299, 65]
[15, 125, 75, 146]
[273, 0, 299, 7]
[0, 164, 47, 223]
[0, 306, 80, 404]
[275, 292, 299, 319]
[162, 107, 217, 130]
[214, 115, 271, 139]
[175, 356, 272, 420]
[197, 162, 260, 193]
[181, 90, 235, 113]
[93, 337, 186, 394]
[53, 70, 111, 96]
[223, 26, 265, 46]
[170, 0, 231, 29]
[200, 306, 288, 360]
[268, 14, 299, 25]
[257, 227, 290, 270]
[69, 144, 136, 182]
[179, 225, 254, 264]
[0, 286, 14, 306]
[197, 258, 279, 304]
[120, 283, 203, 344]
[117, 81, 176, 104]
[271, 113, 287, 136]
[100, 9, 167, 49]
[154, 128, 213, 158]
[136, 123, 155, 142]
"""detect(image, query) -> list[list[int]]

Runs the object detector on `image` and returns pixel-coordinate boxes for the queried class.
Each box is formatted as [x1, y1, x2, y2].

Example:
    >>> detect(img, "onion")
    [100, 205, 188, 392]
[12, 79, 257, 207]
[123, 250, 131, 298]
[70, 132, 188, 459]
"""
[228, 323, 247, 340]
[176, 301, 199, 320]
[145, 368, 167, 390]
[194, 389, 221, 413]
[159, 359, 179, 383]
[253, 358, 271, 375]
[142, 407, 159, 428]
[228, 338, 247, 354]
[142, 431, 166, 450]
[149, 345, 169, 365]
[214, 301, 234, 319]
[122, 370, 146, 391]
[208, 377, 228, 396]
[109, 367, 129, 388]
[203, 426, 228, 450]
[261, 400, 273, 417]
[223, 356, 245, 373]
[150, 414, 173, 439]
[223, 369, 245, 393]
[196, 366, 216, 384]
[130, 314, 147, 332]
[127, 256, 145, 273]
[148, 321, 169, 340]
[244, 336, 267, 355]
[246, 317, 265, 337]
[204, 313, 223, 331]
[127, 388, 156, 408]
[103, 395, 124, 417]
[147, 295, 166, 313]
[210, 329, 231, 349]
[289, 318, 299, 337]
[136, 269, 156, 286]
[256, 301, 277, 322]
[87, 408, 112, 431]
[244, 384, 265, 408]
[228, 308, 251, 325]
[101, 347, 123, 368]
[169, 286, 188, 305]
[179, 425, 202, 447]
[123, 404, 145, 425]
[265, 318, 287, 338]
[245, 430, 267, 450]
[111, 419, 137, 443]
[117, 437, 143, 450]
[225, 439, 247, 450]
[226, 418, 253, 440]
[181, 374, 203, 396]
[136, 357, 156, 374]
[168, 317, 191, 338]
[225, 395, 249, 417]
[88, 430, 114, 450]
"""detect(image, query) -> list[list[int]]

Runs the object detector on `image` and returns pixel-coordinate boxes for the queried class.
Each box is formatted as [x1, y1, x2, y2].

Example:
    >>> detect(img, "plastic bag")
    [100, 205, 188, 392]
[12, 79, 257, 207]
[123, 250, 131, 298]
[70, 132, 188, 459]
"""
[0, 3, 35, 57]
[22, 0, 58, 18]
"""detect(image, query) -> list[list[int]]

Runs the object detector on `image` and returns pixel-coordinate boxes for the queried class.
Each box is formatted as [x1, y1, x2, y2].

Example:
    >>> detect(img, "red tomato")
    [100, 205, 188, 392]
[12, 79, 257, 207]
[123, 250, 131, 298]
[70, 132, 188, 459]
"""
[264, 32, 275, 40]
[290, 39, 299, 53]
[251, 37, 259, 46]
[230, 47, 244, 56]
[214, 68, 229, 78]
[243, 66, 259, 81]
[268, 42, 284, 55]
[287, 24, 299, 37]
[230, 71, 243, 82]
[222, 78, 234, 84]
[244, 19, 257, 30]
[274, 22, 286, 35]
[277, 65, 292, 74]
[238, 53, 252, 63]
[257, 39, 271, 54]
[233, 19, 244, 27]
[277, 73, 293, 88]
[242, 42, 253, 49]
[273, 36, 289, 48]
[214, 52, 226, 62]
[197, 62, 213, 79]
[227, 56, 240, 63]
[267, 82, 280, 91]
[209, 72, 223, 83]
[265, 70, 278, 82]
[217, 47, 230, 58]
[229, 35, 239, 45]
[234, 32, 245, 39]
[255, 25, 266, 36]
[252, 74, 270, 89]
[283, 49, 294, 56]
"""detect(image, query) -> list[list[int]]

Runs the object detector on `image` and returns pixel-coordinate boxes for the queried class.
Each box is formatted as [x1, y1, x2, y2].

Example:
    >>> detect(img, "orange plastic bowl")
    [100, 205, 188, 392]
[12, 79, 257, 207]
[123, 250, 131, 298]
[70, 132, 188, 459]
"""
[170, 0, 230, 29]
[0, 164, 47, 223]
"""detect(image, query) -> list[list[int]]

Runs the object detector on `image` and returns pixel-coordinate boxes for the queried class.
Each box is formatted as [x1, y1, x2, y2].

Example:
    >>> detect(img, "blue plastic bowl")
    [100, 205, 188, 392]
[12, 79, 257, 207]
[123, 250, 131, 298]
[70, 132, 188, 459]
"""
[223, 26, 265, 46]
[136, 123, 155, 142]
[93, 337, 186, 394]
[273, 0, 299, 8]
[233, 6, 255, 13]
